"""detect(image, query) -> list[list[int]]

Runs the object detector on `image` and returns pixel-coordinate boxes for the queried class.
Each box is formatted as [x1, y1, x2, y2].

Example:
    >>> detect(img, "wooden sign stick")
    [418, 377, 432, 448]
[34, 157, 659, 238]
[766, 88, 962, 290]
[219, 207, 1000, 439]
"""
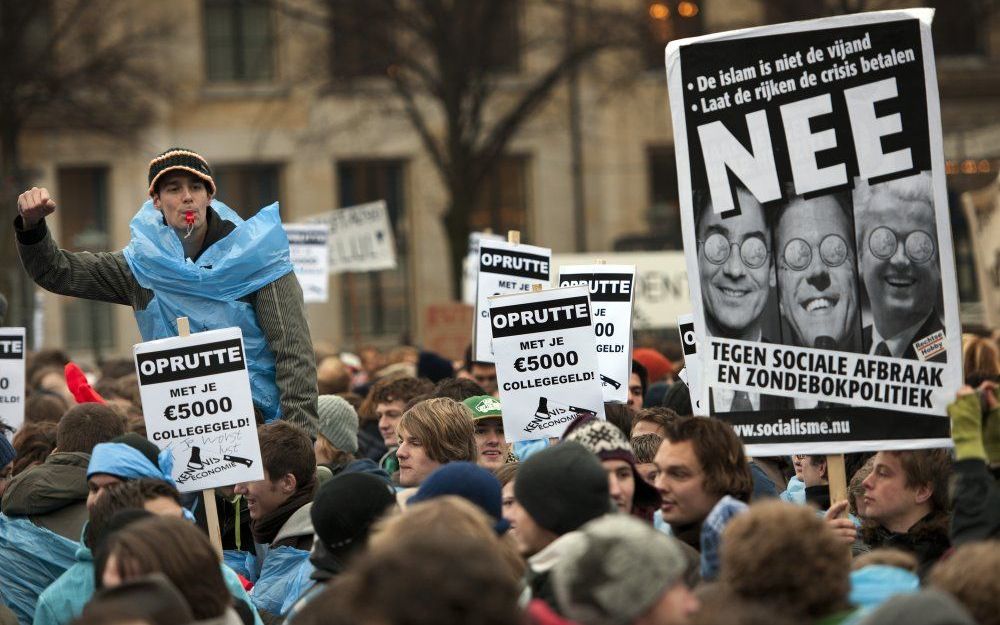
[826, 453, 848, 518]
[508, 230, 520, 245]
[177, 316, 224, 558]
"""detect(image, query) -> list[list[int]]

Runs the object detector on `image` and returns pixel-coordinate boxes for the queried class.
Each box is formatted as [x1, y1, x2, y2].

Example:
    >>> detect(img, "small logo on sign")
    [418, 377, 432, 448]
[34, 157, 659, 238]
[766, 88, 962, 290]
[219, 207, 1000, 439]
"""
[475, 397, 502, 413]
[913, 330, 946, 362]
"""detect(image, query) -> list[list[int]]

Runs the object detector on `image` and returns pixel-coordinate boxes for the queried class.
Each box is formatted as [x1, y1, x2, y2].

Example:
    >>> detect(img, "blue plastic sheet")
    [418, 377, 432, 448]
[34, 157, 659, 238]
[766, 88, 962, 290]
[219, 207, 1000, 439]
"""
[849, 565, 919, 610]
[87, 442, 173, 483]
[0, 515, 78, 625]
[250, 546, 315, 617]
[123, 200, 291, 420]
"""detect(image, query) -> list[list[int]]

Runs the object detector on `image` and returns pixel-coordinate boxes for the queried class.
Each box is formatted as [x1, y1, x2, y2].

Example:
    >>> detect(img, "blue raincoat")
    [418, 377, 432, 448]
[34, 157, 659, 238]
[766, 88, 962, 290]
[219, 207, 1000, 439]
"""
[226, 547, 315, 618]
[33, 538, 264, 625]
[0, 515, 77, 625]
[122, 200, 293, 421]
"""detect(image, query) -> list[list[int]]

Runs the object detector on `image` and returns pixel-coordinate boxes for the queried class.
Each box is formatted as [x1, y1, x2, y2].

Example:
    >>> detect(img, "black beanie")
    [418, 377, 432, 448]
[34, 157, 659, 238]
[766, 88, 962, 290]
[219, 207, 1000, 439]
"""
[514, 441, 610, 536]
[311, 472, 396, 557]
[147, 148, 216, 197]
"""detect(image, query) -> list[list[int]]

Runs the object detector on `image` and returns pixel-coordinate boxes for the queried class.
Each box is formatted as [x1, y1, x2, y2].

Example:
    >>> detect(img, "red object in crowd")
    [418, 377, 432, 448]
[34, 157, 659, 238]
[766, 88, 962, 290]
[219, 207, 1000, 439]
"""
[64, 362, 105, 404]
[633, 347, 674, 383]
[185, 210, 196, 226]
[525, 600, 581, 625]
[237, 573, 253, 591]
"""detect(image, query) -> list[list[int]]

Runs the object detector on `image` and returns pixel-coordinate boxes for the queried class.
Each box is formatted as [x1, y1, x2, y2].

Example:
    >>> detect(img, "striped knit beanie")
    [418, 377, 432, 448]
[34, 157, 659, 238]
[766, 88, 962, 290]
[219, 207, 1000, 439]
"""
[147, 148, 216, 196]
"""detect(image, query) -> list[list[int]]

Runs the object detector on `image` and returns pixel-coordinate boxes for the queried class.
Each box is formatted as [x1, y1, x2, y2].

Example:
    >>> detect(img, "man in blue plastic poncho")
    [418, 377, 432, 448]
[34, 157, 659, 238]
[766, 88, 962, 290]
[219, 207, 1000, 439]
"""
[14, 148, 317, 433]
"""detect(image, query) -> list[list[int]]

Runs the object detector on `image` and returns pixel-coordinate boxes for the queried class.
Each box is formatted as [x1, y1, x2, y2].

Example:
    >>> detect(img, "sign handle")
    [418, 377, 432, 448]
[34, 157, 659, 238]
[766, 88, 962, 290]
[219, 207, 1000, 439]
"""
[177, 316, 224, 558]
[531, 284, 543, 293]
[826, 453, 848, 518]
[507, 230, 520, 245]
[594, 258, 606, 265]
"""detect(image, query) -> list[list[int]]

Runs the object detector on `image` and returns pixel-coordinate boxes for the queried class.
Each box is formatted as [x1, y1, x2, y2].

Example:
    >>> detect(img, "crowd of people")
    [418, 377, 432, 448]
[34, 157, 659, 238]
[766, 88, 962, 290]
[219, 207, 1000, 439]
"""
[0, 149, 996, 625]
[0, 335, 996, 625]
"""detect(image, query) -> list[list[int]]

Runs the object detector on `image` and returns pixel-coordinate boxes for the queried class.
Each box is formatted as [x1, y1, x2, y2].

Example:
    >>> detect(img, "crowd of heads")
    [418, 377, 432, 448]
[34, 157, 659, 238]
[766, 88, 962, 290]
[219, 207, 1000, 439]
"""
[0, 332, 997, 625]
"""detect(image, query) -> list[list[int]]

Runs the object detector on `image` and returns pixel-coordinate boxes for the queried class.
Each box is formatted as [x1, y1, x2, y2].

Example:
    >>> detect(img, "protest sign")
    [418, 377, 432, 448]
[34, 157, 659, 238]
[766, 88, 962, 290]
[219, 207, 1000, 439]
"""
[961, 176, 1000, 329]
[285, 223, 330, 303]
[0, 328, 26, 434]
[489, 286, 604, 441]
[676, 314, 707, 416]
[557, 265, 635, 403]
[666, 10, 960, 455]
[474, 239, 551, 363]
[422, 302, 475, 362]
[134, 327, 263, 492]
[307, 200, 396, 273]
[463, 232, 505, 305]
[554, 252, 690, 330]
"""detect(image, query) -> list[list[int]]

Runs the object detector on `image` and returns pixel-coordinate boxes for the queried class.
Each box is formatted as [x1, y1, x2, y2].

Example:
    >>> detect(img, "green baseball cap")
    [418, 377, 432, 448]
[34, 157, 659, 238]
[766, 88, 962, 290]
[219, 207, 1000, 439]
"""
[463, 395, 502, 420]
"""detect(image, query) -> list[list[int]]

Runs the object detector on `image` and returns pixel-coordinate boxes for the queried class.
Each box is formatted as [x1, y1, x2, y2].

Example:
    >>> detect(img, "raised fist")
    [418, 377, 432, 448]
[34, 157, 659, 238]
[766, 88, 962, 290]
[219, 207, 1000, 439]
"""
[17, 187, 57, 228]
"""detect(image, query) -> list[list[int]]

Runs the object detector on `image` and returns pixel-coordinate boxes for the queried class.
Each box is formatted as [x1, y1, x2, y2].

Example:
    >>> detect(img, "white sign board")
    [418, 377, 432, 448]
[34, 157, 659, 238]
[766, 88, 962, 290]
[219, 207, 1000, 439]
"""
[666, 10, 959, 455]
[474, 240, 551, 362]
[0, 328, 26, 435]
[557, 265, 635, 403]
[307, 200, 397, 273]
[463, 232, 505, 305]
[676, 314, 707, 415]
[285, 223, 330, 303]
[489, 286, 605, 441]
[134, 328, 264, 492]
[554, 252, 690, 330]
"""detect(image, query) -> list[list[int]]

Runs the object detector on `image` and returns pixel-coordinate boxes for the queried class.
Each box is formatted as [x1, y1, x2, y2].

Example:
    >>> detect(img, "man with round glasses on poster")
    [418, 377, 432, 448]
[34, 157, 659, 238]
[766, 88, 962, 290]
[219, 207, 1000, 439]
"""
[773, 192, 862, 352]
[695, 184, 784, 412]
[854, 171, 945, 362]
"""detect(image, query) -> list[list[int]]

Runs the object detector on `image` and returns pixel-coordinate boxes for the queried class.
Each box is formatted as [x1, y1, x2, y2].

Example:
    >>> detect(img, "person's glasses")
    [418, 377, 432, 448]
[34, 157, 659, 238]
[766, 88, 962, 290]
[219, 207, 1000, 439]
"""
[699, 232, 769, 269]
[782, 234, 849, 271]
[868, 227, 935, 264]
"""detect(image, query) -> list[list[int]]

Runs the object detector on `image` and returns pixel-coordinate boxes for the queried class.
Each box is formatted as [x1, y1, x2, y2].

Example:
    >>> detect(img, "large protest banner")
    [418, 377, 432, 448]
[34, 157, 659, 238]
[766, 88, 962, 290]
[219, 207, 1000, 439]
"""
[554, 252, 690, 330]
[134, 327, 264, 492]
[0, 328, 25, 435]
[666, 10, 960, 455]
[474, 239, 551, 362]
[961, 175, 1000, 329]
[489, 286, 605, 441]
[285, 223, 330, 303]
[557, 265, 635, 403]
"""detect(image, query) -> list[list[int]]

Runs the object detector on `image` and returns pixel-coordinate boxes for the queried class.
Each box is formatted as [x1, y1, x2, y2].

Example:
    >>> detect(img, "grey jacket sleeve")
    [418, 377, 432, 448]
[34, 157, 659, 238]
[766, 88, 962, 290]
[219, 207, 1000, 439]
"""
[15, 216, 136, 306]
[249, 271, 319, 435]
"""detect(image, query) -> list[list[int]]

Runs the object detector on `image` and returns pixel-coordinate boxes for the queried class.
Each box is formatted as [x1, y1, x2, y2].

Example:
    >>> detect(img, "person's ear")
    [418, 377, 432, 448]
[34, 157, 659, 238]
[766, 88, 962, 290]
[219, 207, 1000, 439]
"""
[280, 473, 297, 495]
[152, 193, 162, 210]
[913, 482, 933, 505]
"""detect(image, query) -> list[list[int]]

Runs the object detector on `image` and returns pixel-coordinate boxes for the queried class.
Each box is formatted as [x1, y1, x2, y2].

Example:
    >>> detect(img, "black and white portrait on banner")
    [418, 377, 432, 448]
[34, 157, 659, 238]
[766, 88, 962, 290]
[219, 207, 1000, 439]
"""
[665, 10, 961, 455]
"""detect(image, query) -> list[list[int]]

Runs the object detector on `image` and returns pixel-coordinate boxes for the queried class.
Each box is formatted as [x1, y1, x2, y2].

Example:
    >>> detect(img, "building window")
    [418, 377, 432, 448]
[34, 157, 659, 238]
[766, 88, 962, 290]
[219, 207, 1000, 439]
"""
[212, 163, 281, 219]
[57, 167, 115, 356]
[337, 160, 409, 343]
[643, 1, 705, 70]
[647, 146, 682, 249]
[329, 0, 395, 79]
[483, 1, 521, 74]
[931, 0, 989, 56]
[470, 155, 530, 238]
[204, 0, 274, 82]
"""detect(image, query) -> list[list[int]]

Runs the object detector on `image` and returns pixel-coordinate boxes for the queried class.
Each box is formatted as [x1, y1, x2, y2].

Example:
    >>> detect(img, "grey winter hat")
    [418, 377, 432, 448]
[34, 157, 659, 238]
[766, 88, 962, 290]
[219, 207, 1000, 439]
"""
[551, 515, 689, 625]
[317, 395, 359, 454]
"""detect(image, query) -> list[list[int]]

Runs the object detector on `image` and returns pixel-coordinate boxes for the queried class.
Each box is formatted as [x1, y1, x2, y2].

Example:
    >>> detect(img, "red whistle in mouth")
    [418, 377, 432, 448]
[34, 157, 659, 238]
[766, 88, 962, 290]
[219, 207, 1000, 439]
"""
[185, 210, 195, 225]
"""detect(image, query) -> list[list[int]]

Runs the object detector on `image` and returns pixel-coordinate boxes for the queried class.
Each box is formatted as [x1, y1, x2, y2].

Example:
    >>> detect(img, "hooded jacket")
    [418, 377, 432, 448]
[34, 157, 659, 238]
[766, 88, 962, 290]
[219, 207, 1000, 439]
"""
[1, 452, 90, 541]
[0, 515, 77, 625]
